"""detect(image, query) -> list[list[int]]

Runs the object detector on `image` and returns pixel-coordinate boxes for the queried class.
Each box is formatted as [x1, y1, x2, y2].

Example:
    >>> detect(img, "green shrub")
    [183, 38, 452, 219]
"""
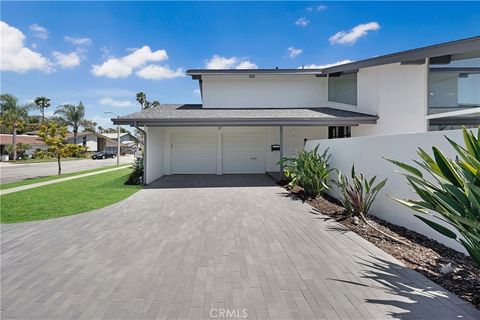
[387, 127, 480, 266]
[125, 158, 144, 185]
[334, 165, 387, 217]
[279, 145, 332, 197]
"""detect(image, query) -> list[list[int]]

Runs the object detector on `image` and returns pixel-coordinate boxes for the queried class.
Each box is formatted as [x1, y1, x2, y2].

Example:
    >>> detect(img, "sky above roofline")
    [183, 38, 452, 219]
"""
[1, 1, 479, 129]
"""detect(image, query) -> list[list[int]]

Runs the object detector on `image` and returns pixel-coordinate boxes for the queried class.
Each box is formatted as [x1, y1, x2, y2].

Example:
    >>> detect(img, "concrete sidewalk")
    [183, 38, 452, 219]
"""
[0, 165, 130, 195]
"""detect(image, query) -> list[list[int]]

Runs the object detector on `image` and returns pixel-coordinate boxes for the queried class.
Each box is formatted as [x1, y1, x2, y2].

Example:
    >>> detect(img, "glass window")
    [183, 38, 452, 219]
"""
[328, 126, 351, 139]
[328, 72, 357, 105]
[428, 51, 480, 114]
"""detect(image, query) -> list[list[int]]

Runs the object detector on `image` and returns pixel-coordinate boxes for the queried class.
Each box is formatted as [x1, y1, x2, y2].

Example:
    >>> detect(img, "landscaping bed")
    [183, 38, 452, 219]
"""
[286, 186, 480, 309]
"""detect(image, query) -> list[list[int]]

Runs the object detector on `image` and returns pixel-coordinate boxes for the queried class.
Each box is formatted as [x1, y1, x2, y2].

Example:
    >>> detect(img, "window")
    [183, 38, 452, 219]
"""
[328, 72, 357, 105]
[328, 126, 351, 139]
[428, 51, 480, 114]
[82, 136, 87, 147]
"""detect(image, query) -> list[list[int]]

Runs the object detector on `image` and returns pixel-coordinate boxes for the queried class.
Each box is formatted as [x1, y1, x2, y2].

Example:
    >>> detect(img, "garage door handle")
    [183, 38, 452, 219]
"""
[250, 157, 257, 160]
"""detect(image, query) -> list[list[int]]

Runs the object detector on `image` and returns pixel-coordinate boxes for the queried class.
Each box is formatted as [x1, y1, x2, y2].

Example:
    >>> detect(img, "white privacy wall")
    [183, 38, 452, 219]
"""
[202, 74, 327, 108]
[145, 127, 165, 184]
[305, 129, 468, 253]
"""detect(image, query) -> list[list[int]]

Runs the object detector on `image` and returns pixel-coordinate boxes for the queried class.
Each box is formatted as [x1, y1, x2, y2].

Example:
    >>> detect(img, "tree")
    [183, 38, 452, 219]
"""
[38, 122, 86, 175]
[98, 126, 104, 133]
[54, 102, 85, 144]
[136, 92, 146, 109]
[0, 94, 30, 160]
[6, 143, 30, 159]
[34, 96, 51, 123]
[82, 119, 97, 132]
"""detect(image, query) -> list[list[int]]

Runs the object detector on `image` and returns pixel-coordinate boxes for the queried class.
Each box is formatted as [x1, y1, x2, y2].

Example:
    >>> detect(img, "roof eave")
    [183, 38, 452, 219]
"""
[113, 117, 378, 127]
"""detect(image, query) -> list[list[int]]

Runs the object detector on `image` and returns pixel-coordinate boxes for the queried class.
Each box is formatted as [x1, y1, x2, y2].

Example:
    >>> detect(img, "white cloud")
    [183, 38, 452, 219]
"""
[64, 36, 92, 46]
[136, 65, 185, 80]
[52, 51, 82, 68]
[301, 60, 353, 69]
[205, 55, 258, 69]
[316, 5, 327, 11]
[29, 23, 48, 39]
[235, 60, 258, 69]
[205, 55, 238, 69]
[329, 22, 380, 45]
[295, 17, 309, 27]
[307, 5, 327, 12]
[1, 21, 53, 73]
[287, 47, 303, 58]
[91, 46, 169, 78]
[99, 97, 134, 108]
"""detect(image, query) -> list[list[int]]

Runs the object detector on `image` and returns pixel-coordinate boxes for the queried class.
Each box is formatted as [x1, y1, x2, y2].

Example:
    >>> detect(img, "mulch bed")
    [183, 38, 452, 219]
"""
[285, 186, 480, 309]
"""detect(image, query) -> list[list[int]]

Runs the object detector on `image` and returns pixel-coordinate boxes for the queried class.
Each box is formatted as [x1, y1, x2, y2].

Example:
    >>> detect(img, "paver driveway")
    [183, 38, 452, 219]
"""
[1, 175, 479, 320]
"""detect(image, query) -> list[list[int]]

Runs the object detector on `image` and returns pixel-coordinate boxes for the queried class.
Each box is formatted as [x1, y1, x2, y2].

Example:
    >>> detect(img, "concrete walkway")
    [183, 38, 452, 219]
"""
[1, 175, 479, 319]
[0, 165, 130, 195]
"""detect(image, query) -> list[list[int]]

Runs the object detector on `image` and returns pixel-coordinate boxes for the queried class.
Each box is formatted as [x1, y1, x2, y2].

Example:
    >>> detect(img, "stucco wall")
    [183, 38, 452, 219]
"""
[351, 62, 428, 137]
[145, 127, 164, 184]
[202, 74, 327, 108]
[305, 129, 468, 253]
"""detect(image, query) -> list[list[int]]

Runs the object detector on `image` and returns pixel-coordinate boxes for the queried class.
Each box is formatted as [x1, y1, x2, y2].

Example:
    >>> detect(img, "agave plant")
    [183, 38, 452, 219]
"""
[334, 165, 387, 218]
[387, 127, 480, 265]
[278, 145, 332, 197]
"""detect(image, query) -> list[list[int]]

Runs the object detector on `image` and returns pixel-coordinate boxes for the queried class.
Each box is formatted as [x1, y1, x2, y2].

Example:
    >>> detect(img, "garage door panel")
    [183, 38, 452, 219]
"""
[222, 133, 266, 174]
[172, 134, 217, 174]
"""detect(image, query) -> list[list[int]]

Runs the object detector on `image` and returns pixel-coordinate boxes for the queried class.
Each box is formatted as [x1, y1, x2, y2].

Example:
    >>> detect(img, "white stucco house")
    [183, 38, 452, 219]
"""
[113, 36, 480, 184]
[66, 132, 118, 153]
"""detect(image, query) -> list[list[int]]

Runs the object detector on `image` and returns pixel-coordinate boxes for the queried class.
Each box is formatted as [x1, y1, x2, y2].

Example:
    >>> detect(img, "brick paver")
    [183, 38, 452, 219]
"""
[1, 174, 478, 319]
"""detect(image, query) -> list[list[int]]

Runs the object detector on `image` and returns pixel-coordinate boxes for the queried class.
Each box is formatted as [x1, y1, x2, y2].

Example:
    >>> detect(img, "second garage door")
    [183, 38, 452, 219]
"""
[171, 134, 217, 174]
[222, 133, 266, 174]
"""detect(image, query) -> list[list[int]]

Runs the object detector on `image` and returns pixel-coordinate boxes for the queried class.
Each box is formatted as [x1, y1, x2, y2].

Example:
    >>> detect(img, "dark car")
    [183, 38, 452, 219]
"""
[92, 151, 116, 160]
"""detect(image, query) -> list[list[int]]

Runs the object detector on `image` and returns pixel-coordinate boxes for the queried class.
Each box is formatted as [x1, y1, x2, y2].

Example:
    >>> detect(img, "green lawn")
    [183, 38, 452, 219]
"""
[0, 168, 142, 223]
[0, 164, 130, 190]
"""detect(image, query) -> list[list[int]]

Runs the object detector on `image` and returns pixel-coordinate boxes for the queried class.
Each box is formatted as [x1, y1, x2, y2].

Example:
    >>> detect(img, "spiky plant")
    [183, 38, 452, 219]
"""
[387, 127, 480, 265]
[279, 145, 332, 197]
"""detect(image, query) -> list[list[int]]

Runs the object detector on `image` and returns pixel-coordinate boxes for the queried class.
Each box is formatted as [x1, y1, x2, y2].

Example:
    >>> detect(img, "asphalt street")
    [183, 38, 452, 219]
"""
[0, 155, 135, 184]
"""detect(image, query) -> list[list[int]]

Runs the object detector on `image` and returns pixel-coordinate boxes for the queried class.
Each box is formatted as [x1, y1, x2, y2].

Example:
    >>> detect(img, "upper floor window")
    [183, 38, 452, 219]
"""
[428, 51, 480, 114]
[328, 72, 357, 106]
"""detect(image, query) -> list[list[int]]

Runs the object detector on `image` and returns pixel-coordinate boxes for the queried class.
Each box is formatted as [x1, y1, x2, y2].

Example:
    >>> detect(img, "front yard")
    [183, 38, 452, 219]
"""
[0, 167, 141, 223]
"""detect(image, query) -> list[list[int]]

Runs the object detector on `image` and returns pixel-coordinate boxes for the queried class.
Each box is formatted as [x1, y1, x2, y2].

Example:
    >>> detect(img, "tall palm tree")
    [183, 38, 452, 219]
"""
[54, 102, 85, 144]
[0, 94, 30, 160]
[34, 96, 51, 123]
[136, 92, 146, 109]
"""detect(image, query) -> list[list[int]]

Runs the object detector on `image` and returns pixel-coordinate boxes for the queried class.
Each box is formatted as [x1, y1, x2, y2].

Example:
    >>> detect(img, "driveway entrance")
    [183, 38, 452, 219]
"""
[1, 175, 478, 319]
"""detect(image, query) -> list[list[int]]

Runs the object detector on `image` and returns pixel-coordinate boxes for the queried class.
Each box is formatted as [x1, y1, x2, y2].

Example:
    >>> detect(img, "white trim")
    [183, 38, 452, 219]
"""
[426, 107, 480, 119]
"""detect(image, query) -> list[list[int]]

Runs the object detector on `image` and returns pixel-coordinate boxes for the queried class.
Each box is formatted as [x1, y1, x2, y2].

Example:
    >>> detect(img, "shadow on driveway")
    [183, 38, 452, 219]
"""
[146, 174, 277, 189]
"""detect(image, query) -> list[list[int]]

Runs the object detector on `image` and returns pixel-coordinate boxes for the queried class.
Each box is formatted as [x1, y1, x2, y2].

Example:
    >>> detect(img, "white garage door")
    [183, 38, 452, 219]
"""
[171, 134, 217, 174]
[222, 133, 266, 174]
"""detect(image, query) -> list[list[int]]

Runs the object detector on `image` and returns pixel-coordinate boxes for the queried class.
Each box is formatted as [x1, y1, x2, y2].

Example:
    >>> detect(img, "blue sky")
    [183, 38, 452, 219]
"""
[1, 1, 479, 129]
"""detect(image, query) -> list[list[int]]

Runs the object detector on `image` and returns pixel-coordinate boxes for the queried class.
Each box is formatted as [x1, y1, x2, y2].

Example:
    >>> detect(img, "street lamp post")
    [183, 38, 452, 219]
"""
[105, 112, 120, 166]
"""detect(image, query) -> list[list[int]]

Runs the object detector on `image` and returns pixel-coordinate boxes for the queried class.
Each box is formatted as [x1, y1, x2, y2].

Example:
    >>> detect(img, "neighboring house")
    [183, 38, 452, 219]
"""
[114, 36, 480, 184]
[102, 132, 137, 143]
[0, 134, 48, 159]
[103, 132, 138, 154]
[67, 132, 118, 153]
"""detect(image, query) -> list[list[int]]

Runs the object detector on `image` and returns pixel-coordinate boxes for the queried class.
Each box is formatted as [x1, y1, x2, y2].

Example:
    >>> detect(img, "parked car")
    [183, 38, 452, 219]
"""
[92, 151, 116, 160]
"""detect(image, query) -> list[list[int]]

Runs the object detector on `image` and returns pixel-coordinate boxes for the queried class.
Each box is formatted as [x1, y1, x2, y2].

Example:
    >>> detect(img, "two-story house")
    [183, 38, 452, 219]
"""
[114, 36, 480, 184]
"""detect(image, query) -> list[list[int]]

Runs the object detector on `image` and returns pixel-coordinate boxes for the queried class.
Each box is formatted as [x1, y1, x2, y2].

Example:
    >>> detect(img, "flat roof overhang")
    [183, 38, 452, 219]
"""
[113, 116, 378, 127]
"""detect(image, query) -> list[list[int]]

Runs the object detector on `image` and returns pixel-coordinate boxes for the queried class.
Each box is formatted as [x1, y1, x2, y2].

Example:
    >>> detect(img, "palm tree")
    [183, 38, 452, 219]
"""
[136, 92, 146, 109]
[54, 102, 85, 144]
[0, 94, 30, 160]
[34, 96, 51, 123]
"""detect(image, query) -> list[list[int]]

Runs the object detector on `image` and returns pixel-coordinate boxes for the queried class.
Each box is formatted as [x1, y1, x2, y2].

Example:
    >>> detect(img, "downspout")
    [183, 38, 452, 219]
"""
[134, 121, 147, 185]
